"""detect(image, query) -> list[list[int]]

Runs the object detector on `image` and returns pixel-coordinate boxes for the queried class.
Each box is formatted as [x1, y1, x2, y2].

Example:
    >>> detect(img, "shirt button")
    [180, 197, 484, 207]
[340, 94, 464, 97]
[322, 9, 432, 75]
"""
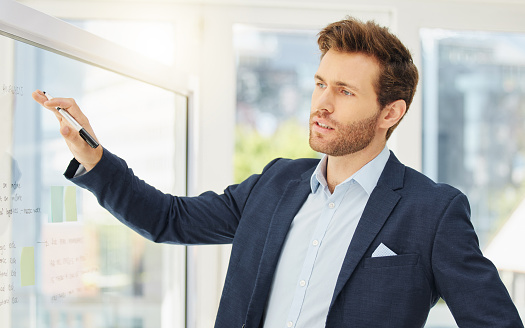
[287, 321, 293, 327]
[312, 240, 319, 246]
[328, 202, 335, 208]
[299, 280, 306, 287]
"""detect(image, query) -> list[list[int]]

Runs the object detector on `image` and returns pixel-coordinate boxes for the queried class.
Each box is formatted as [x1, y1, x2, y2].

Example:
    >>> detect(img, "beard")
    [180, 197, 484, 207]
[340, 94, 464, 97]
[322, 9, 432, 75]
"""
[309, 109, 381, 157]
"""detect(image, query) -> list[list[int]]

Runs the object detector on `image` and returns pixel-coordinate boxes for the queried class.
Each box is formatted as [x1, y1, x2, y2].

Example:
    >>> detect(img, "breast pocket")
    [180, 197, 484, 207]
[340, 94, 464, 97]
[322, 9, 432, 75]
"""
[360, 253, 431, 297]
[363, 253, 420, 269]
[334, 253, 432, 326]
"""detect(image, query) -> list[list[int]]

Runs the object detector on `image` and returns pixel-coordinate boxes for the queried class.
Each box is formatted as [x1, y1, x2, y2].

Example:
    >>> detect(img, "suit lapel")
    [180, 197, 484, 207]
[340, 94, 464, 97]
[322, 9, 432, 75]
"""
[244, 171, 313, 327]
[330, 152, 405, 308]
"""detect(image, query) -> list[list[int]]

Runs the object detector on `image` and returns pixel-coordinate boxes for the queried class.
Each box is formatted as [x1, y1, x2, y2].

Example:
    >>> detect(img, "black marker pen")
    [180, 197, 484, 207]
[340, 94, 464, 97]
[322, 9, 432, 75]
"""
[43, 92, 99, 149]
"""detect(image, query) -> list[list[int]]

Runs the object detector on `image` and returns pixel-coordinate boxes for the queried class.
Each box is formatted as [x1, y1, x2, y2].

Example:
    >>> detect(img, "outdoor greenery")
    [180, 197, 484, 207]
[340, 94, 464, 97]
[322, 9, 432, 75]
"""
[234, 119, 319, 183]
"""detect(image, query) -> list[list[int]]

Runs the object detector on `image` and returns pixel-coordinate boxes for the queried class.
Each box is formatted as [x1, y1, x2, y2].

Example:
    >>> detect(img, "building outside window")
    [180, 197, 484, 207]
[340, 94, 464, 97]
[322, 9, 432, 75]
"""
[422, 28, 525, 318]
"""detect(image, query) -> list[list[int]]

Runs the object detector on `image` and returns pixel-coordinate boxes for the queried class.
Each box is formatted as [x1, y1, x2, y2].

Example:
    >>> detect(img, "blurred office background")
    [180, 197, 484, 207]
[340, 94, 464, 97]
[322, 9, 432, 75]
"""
[15, 0, 525, 327]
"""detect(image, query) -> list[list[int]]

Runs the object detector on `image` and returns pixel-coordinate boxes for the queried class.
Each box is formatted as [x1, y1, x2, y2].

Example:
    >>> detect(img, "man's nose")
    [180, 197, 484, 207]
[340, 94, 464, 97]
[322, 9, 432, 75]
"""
[312, 87, 335, 114]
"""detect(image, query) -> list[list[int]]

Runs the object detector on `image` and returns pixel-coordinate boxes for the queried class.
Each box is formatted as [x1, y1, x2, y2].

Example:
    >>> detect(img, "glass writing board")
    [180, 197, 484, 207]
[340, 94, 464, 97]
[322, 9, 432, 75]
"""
[0, 32, 187, 328]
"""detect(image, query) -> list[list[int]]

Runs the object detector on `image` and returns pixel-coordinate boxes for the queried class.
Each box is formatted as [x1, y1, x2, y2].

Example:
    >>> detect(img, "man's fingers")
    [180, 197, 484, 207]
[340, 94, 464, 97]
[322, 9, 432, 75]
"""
[31, 89, 48, 106]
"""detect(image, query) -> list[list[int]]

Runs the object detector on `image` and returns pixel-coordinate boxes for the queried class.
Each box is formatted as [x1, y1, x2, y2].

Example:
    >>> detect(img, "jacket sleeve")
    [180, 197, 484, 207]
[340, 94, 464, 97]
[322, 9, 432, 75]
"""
[432, 192, 523, 327]
[65, 147, 274, 245]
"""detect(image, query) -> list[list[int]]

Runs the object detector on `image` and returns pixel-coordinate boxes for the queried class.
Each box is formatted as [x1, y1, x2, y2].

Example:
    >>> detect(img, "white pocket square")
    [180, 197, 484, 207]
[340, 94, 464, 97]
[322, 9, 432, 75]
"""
[371, 243, 397, 258]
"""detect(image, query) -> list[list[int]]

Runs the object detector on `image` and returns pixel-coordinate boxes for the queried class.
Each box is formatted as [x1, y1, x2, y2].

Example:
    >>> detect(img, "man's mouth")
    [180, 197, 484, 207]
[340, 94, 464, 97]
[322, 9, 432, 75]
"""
[316, 121, 334, 130]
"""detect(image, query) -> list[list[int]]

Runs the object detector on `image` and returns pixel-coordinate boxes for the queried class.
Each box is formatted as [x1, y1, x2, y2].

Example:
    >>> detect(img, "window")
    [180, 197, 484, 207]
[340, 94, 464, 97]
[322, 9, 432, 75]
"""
[422, 28, 525, 320]
[234, 25, 320, 182]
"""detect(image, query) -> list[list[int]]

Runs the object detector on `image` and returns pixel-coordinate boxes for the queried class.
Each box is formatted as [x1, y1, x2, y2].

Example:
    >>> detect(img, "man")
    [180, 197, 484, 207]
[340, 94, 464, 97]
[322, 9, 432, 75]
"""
[33, 17, 523, 328]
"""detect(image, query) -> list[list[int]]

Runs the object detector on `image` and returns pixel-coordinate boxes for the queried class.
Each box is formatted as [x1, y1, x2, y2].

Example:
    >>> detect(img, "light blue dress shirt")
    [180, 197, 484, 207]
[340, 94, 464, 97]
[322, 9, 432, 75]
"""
[262, 146, 390, 328]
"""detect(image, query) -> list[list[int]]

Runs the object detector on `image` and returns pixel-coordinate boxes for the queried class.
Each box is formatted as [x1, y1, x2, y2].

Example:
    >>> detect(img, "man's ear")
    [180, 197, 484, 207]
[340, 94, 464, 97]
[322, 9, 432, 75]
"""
[379, 99, 407, 129]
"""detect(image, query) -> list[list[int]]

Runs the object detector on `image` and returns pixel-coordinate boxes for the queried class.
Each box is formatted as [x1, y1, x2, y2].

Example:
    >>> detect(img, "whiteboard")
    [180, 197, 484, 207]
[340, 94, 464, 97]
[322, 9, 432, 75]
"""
[0, 1, 190, 327]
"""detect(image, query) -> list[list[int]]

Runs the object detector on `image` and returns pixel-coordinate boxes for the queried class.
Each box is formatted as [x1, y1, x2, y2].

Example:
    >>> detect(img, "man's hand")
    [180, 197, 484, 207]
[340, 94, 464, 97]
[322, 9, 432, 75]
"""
[32, 90, 103, 171]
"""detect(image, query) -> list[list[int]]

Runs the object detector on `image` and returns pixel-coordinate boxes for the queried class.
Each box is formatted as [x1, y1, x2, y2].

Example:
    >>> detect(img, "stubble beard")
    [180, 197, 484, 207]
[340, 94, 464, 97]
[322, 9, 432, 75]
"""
[309, 110, 381, 157]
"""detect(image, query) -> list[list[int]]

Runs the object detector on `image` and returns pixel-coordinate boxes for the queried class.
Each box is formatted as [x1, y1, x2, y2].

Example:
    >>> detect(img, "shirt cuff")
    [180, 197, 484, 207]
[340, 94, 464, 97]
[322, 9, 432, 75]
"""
[74, 164, 87, 177]
[64, 158, 88, 179]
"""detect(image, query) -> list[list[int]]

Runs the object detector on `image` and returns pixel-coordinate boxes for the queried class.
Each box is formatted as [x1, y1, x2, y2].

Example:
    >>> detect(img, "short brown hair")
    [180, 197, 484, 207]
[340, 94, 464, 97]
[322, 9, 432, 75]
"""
[318, 17, 419, 139]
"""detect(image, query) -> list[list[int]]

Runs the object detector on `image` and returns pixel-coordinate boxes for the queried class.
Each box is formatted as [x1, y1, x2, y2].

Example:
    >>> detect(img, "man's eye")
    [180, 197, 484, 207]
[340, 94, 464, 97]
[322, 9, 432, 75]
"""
[317, 82, 326, 89]
[342, 90, 352, 96]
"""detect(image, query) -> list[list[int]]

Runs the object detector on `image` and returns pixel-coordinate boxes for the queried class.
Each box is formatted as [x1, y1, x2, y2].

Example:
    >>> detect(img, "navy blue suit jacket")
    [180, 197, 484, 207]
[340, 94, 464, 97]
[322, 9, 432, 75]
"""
[67, 148, 523, 327]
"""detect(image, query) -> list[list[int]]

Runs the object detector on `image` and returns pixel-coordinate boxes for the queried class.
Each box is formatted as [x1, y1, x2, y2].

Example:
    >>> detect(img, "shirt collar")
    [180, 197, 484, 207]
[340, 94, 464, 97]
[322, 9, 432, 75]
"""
[310, 146, 390, 196]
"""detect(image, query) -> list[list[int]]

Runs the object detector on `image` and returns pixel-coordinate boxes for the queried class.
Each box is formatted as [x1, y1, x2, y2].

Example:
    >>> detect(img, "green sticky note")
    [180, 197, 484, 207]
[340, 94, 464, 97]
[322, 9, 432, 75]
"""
[21, 247, 35, 286]
[50, 186, 64, 223]
[64, 186, 77, 222]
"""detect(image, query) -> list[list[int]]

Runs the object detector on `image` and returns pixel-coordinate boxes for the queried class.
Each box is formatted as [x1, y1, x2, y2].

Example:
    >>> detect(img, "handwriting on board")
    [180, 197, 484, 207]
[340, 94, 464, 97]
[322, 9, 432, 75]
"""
[1, 84, 23, 97]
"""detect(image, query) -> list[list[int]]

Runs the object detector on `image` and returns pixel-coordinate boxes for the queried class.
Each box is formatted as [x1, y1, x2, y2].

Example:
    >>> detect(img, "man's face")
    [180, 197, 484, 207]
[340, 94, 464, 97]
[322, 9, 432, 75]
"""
[309, 50, 382, 157]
